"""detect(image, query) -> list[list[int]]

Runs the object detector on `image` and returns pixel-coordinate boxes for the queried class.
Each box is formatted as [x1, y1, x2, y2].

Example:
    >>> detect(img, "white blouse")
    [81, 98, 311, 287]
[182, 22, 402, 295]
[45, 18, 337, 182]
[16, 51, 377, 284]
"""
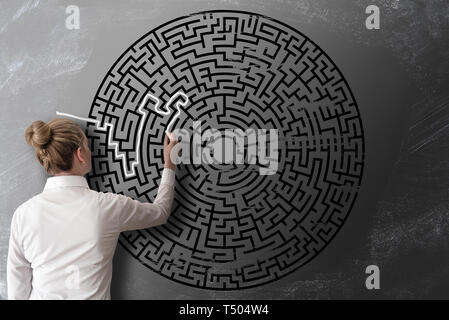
[7, 168, 175, 300]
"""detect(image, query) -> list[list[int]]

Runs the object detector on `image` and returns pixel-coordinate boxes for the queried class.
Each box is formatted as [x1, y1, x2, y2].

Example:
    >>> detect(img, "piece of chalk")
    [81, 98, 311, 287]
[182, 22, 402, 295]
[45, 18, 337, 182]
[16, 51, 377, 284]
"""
[166, 131, 176, 142]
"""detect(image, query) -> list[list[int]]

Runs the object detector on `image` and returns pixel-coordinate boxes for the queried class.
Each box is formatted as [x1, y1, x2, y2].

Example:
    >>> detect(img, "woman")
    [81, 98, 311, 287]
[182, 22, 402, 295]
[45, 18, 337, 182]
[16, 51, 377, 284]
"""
[7, 118, 178, 300]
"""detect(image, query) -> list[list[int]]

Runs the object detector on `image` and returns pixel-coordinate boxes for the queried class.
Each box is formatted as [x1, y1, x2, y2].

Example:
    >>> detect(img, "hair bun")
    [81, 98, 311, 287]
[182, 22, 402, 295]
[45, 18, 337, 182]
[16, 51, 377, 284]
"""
[25, 120, 53, 149]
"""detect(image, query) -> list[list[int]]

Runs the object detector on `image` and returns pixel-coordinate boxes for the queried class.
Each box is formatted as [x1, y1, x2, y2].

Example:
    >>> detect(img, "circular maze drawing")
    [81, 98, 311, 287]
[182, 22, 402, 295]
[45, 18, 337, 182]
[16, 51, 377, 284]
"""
[86, 10, 365, 289]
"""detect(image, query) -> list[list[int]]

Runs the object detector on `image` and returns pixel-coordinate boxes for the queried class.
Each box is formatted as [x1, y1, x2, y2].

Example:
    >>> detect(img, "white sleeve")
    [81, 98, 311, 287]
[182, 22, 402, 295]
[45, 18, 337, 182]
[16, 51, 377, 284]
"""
[7, 206, 32, 300]
[99, 168, 176, 232]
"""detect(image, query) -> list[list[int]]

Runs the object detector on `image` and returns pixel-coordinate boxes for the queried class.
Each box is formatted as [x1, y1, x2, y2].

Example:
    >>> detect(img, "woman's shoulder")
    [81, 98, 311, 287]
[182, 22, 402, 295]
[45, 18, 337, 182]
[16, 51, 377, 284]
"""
[12, 194, 40, 219]
[91, 189, 129, 203]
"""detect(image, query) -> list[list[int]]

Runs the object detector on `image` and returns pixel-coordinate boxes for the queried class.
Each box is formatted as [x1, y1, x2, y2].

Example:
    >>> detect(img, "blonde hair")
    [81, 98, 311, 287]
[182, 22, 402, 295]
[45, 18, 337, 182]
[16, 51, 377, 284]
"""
[25, 119, 85, 175]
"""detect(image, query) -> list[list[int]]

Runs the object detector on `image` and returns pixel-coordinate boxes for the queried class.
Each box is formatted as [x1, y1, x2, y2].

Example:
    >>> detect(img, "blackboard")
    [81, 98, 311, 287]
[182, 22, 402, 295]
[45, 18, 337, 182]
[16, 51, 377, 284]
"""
[1, 0, 448, 299]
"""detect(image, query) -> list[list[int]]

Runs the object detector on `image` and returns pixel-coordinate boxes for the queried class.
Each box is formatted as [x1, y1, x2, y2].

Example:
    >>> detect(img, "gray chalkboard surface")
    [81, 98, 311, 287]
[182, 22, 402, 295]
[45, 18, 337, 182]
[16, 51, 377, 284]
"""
[1, 0, 448, 299]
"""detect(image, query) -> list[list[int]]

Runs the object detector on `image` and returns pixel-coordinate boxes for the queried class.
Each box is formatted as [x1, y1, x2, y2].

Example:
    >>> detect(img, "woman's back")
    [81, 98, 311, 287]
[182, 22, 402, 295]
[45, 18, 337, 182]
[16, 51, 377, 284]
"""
[15, 176, 117, 299]
[8, 171, 175, 300]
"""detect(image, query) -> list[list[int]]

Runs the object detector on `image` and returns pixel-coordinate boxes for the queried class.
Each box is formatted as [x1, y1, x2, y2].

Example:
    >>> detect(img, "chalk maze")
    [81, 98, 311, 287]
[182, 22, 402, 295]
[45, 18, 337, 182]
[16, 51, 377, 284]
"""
[57, 92, 188, 177]
[85, 10, 365, 289]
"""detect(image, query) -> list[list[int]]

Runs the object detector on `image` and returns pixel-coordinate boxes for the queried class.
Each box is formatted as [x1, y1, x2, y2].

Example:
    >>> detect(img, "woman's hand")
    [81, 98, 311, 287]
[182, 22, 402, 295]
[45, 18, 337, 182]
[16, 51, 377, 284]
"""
[164, 132, 179, 170]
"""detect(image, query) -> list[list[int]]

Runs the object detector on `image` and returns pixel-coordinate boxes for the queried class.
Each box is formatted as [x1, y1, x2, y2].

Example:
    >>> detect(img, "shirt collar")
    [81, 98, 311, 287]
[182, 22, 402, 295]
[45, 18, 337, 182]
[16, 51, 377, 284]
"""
[43, 175, 90, 191]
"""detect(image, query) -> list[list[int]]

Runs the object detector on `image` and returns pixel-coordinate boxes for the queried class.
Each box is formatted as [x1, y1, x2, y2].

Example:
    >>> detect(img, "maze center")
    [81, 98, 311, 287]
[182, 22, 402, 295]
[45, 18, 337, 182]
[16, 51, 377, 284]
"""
[172, 94, 282, 193]
[86, 10, 364, 289]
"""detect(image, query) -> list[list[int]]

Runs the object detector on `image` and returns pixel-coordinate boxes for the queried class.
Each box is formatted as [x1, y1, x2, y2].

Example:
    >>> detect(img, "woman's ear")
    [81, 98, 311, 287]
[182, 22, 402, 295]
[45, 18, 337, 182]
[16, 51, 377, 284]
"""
[76, 146, 86, 164]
